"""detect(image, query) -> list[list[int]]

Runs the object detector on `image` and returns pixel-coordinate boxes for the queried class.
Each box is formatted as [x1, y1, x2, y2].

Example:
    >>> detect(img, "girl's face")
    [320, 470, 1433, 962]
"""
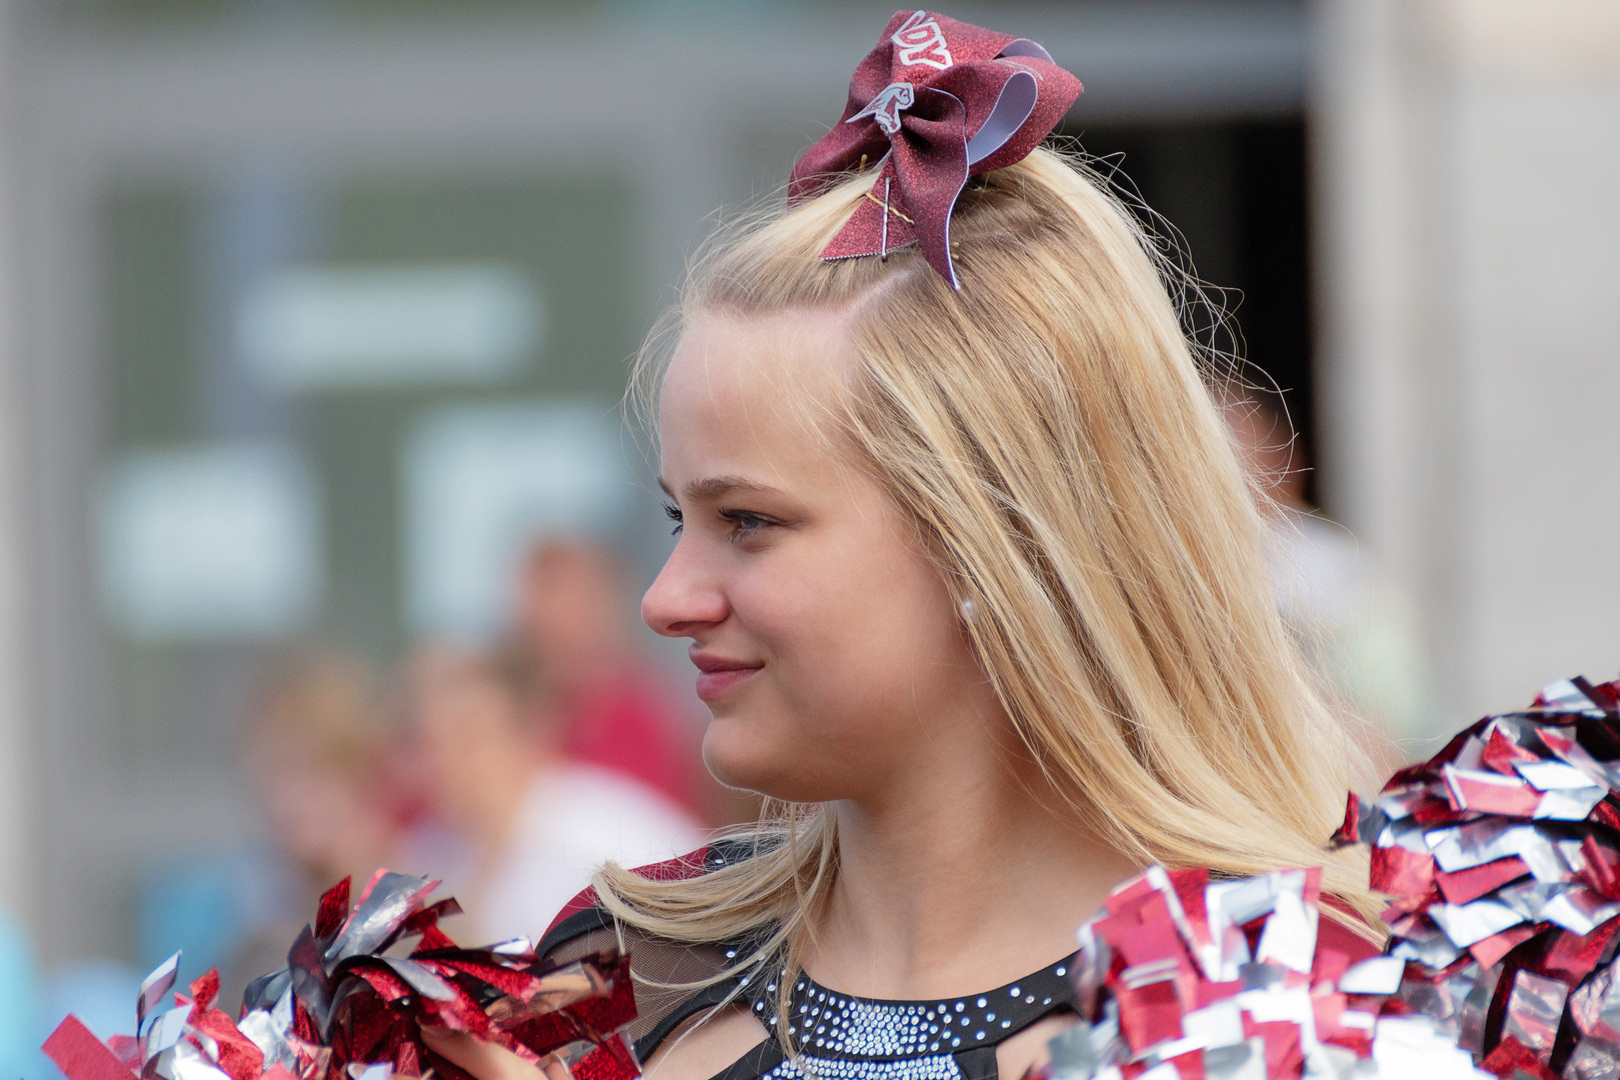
[643, 311, 991, 803]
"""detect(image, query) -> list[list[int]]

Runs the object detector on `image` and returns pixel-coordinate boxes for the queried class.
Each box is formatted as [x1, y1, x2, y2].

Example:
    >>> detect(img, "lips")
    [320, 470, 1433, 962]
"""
[690, 651, 763, 702]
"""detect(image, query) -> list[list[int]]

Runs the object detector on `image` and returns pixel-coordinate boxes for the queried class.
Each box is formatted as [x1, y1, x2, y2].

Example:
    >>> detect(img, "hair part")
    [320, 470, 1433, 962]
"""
[603, 145, 1379, 1044]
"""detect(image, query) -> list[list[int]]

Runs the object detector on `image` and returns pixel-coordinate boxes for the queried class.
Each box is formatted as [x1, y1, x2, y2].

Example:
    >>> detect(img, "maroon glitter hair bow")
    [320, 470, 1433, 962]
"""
[789, 10, 1083, 290]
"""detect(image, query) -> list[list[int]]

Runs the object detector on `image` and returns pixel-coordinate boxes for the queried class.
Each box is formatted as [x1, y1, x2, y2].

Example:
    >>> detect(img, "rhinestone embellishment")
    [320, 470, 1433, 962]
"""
[736, 951, 1077, 1078]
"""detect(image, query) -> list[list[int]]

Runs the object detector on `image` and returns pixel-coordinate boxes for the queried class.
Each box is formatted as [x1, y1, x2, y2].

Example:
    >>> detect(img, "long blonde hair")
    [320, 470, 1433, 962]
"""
[598, 146, 1378, 1006]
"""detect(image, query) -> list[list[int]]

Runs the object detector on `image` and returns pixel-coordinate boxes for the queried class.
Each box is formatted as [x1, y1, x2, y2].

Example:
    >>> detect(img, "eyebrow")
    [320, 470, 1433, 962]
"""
[658, 474, 784, 501]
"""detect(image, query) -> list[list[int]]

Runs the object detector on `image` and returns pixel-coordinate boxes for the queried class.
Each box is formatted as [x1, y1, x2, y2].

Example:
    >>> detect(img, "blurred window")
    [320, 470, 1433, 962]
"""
[99, 442, 321, 641]
[403, 401, 631, 643]
[100, 173, 638, 759]
[238, 264, 542, 392]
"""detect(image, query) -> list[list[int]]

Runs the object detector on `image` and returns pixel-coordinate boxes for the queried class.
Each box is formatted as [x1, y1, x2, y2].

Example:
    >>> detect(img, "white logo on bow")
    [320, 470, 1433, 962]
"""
[846, 81, 916, 135]
[892, 10, 953, 70]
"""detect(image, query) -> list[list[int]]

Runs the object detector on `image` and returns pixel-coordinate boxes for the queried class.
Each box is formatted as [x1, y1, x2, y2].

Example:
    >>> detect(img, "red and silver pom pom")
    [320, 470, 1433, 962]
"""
[1330, 675, 1620, 1079]
[43, 870, 640, 1080]
[1038, 865, 1488, 1079]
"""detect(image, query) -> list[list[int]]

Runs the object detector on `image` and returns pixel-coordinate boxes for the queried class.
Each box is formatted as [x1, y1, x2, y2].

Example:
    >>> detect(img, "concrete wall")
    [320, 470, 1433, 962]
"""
[1314, 0, 1620, 723]
[0, 0, 34, 934]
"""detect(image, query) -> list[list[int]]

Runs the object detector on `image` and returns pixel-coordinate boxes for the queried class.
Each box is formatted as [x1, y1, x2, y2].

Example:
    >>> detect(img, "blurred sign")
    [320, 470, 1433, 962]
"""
[237, 264, 542, 390]
[99, 443, 322, 640]
[404, 401, 631, 642]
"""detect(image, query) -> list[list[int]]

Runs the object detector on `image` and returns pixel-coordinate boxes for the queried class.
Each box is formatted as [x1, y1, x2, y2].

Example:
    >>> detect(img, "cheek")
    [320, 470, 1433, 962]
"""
[764, 537, 960, 692]
[703, 537, 967, 797]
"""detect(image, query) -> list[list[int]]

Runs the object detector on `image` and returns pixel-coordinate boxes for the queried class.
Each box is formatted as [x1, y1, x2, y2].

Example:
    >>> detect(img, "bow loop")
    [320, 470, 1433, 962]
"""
[789, 9, 1083, 289]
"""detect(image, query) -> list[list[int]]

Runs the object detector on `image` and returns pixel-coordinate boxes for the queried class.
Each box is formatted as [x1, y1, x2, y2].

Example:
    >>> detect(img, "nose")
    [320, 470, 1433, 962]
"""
[642, 536, 729, 638]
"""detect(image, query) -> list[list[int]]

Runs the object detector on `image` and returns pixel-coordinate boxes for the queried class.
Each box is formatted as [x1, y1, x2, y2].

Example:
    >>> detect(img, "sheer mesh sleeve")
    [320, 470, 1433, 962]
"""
[535, 842, 761, 1052]
[542, 913, 734, 1046]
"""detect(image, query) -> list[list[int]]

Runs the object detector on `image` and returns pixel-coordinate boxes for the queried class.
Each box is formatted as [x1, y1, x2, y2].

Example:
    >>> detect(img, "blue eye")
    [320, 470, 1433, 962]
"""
[720, 510, 771, 539]
[662, 502, 683, 536]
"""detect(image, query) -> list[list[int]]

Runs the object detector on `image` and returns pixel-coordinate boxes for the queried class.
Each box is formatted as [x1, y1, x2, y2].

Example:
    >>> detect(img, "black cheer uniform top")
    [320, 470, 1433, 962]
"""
[536, 840, 1083, 1080]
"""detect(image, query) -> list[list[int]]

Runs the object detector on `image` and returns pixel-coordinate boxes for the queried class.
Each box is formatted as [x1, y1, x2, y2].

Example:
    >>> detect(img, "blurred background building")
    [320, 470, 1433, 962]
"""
[0, 0, 1612, 1064]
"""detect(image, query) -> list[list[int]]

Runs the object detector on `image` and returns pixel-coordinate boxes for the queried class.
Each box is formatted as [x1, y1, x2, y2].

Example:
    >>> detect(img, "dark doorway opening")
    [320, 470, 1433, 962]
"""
[1061, 118, 1316, 507]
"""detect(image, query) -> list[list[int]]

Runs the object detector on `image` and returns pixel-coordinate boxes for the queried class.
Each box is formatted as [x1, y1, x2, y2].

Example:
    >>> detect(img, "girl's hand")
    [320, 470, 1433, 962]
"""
[419, 1027, 570, 1080]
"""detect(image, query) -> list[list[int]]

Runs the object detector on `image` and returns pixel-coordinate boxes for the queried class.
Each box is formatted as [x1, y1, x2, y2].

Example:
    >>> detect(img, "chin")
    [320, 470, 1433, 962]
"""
[701, 720, 837, 802]
[700, 721, 774, 793]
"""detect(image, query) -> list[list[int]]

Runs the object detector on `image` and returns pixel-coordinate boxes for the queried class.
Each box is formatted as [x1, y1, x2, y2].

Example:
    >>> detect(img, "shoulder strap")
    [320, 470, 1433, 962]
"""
[632, 978, 742, 1063]
[536, 904, 616, 958]
[708, 1036, 787, 1080]
[538, 845, 714, 948]
[955, 1045, 1000, 1080]
[538, 836, 772, 952]
[533, 837, 784, 1075]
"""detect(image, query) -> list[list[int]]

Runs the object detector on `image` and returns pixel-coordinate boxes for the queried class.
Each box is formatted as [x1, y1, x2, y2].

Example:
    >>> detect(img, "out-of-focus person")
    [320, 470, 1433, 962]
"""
[514, 537, 726, 820]
[1222, 386, 1442, 759]
[223, 649, 404, 997]
[245, 650, 401, 889]
[401, 642, 705, 943]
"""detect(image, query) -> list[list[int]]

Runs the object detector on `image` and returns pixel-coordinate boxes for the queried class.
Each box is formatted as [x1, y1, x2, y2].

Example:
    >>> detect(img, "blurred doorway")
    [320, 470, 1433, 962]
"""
[1068, 118, 1316, 505]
